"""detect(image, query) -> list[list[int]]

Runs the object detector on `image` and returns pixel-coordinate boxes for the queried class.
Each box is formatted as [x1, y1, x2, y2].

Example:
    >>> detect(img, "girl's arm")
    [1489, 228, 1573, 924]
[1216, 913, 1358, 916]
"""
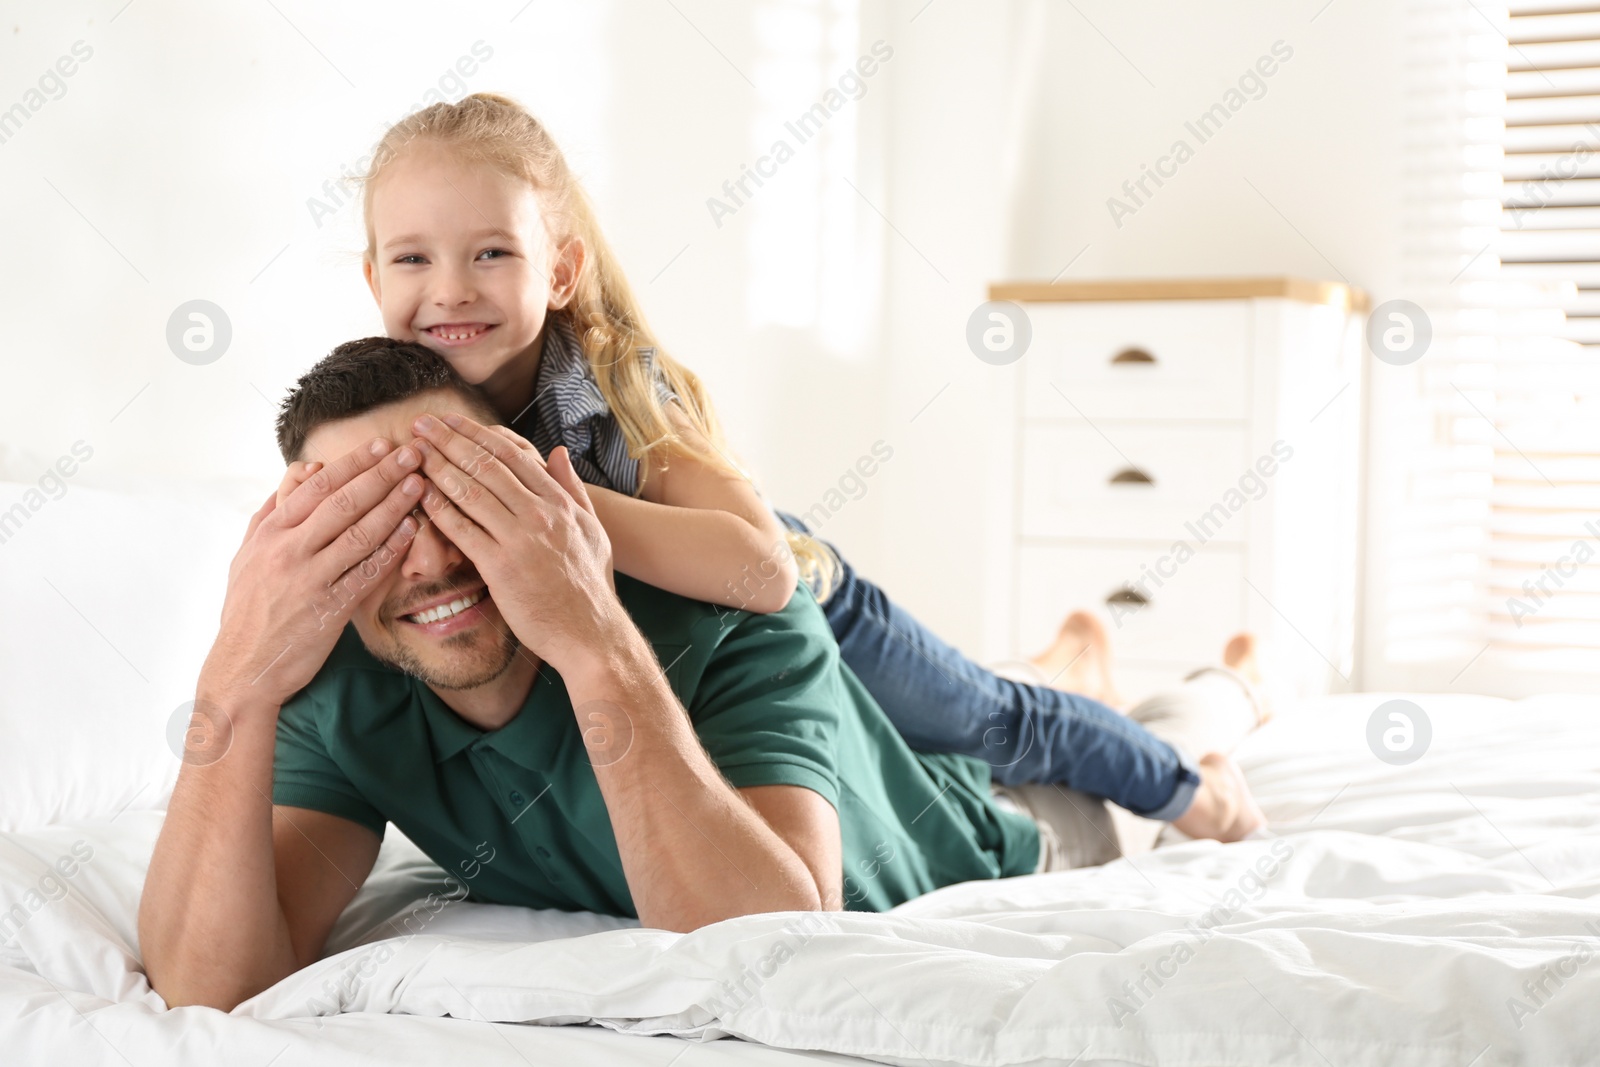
[488, 410, 801, 613]
[589, 405, 799, 613]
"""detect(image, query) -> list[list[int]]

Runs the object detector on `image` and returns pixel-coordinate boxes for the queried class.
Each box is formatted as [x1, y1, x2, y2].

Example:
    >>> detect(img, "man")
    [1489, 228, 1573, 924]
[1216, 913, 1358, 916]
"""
[141, 337, 1055, 1011]
[139, 338, 1261, 1012]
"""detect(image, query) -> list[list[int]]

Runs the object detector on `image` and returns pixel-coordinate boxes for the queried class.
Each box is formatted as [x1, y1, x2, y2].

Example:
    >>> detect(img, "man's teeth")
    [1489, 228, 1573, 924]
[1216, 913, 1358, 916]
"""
[406, 590, 485, 624]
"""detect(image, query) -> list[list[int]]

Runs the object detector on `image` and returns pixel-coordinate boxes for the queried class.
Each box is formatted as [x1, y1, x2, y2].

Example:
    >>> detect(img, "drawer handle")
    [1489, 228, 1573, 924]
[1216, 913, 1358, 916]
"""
[1106, 587, 1149, 608]
[1109, 467, 1154, 486]
[1110, 347, 1156, 365]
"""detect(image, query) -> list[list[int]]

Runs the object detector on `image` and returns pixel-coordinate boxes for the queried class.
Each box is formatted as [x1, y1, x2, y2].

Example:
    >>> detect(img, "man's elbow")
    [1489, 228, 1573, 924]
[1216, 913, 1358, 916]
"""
[146, 966, 256, 1013]
[143, 942, 286, 1013]
[160, 988, 247, 1013]
[652, 884, 828, 933]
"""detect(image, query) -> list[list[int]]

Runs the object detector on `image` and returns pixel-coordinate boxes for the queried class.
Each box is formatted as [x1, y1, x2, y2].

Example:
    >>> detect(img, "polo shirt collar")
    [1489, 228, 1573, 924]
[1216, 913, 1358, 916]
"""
[418, 666, 574, 772]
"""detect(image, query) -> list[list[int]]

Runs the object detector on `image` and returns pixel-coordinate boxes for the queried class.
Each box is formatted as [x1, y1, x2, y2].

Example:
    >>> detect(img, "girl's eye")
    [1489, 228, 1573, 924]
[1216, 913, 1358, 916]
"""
[394, 254, 426, 265]
[477, 249, 510, 261]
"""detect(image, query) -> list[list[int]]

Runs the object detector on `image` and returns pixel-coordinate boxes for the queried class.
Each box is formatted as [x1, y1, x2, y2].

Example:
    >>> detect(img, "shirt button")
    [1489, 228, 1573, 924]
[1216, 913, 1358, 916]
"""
[509, 790, 526, 806]
[536, 846, 551, 859]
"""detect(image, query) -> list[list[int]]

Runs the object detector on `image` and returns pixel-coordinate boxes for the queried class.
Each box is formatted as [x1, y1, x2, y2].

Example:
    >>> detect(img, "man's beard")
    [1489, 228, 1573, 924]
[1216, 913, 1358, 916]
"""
[370, 570, 521, 691]
[368, 625, 522, 691]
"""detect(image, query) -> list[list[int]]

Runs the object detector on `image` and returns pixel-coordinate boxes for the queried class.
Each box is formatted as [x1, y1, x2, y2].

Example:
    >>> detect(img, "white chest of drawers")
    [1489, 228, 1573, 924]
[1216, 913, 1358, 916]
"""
[987, 278, 1367, 703]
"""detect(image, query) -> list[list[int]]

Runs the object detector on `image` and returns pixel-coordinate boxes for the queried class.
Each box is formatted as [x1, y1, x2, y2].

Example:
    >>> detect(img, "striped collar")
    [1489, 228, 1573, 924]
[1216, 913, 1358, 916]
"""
[513, 316, 667, 494]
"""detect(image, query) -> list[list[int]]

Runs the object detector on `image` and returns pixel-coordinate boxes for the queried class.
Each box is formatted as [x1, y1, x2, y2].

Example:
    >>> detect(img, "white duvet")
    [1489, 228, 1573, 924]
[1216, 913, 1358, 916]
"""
[3, 691, 1598, 1067]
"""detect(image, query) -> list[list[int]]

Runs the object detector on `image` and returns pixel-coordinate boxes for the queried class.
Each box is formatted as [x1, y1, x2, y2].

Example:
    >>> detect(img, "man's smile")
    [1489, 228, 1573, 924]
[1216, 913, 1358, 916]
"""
[397, 585, 493, 636]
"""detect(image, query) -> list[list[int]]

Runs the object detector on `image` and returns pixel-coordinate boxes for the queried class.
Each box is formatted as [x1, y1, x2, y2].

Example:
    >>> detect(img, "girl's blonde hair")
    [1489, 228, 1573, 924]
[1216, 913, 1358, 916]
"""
[360, 92, 838, 600]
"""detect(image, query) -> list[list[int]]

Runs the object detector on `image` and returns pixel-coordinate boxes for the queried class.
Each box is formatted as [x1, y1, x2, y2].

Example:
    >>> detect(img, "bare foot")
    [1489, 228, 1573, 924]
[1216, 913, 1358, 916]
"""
[1223, 632, 1273, 726]
[1170, 752, 1266, 842]
[1030, 611, 1123, 709]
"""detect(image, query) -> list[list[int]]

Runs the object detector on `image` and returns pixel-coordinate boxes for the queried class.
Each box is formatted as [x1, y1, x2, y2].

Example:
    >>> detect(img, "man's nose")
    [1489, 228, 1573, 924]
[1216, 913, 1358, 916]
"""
[401, 508, 466, 579]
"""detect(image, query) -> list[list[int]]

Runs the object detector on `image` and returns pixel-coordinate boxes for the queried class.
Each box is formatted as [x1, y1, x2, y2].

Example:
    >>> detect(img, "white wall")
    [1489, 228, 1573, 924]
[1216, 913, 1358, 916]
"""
[0, 0, 889, 562]
[3, 0, 1414, 686]
[872, 0, 1408, 675]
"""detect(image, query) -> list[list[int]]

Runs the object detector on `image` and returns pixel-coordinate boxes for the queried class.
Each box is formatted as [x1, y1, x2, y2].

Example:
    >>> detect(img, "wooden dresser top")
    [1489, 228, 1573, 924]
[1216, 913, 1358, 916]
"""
[989, 276, 1368, 311]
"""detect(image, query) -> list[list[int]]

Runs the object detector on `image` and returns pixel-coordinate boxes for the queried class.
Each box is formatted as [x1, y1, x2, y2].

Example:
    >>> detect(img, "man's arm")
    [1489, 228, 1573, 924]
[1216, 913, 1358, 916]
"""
[737, 785, 844, 911]
[412, 416, 839, 930]
[143, 719, 381, 1009]
[562, 624, 838, 930]
[140, 438, 422, 1009]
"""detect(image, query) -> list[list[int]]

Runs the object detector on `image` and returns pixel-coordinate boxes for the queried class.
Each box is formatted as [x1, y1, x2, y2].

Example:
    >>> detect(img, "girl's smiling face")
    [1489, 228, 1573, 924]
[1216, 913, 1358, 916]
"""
[364, 142, 584, 419]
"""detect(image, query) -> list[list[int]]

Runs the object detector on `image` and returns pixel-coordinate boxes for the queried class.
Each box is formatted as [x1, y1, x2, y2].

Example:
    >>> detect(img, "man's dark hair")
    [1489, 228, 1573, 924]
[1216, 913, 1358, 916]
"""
[275, 336, 500, 461]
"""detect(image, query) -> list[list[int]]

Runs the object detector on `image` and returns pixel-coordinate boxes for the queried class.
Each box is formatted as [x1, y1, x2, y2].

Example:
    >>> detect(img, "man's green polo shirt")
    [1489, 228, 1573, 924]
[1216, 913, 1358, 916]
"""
[272, 576, 1039, 915]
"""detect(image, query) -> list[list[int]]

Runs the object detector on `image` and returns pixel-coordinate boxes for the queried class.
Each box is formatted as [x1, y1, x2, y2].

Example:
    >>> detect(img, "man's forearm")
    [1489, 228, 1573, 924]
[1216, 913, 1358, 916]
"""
[562, 626, 823, 931]
[139, 690, 297, 1009]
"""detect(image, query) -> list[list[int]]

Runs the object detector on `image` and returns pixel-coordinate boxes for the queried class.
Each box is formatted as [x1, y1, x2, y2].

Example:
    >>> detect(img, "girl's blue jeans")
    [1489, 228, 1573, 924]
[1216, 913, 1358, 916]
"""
[778, 512, 1200, 821]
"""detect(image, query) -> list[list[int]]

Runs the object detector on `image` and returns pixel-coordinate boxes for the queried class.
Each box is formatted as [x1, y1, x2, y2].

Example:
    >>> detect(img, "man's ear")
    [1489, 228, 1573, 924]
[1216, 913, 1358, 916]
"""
[547, 236, 586, 311]
[363, 257, 382, 306]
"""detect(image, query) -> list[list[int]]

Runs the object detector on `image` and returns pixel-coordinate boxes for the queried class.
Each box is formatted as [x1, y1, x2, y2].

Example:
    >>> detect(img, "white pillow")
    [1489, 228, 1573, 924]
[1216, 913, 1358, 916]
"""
[0, 478, 253, 830]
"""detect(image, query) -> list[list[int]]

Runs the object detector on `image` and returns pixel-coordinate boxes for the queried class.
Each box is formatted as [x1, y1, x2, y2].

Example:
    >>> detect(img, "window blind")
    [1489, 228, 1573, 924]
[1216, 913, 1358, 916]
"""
[1491, 1, 1600, 669]
[1385, 0, 1600, 686]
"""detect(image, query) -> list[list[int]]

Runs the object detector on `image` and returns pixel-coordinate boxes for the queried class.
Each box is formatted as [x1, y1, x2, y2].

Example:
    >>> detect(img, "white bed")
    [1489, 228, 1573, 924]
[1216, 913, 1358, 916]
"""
[2, 482, 1598, 1065]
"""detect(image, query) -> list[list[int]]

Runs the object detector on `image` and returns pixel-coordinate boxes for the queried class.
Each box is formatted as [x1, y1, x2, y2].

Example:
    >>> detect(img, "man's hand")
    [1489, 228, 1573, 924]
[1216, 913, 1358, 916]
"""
[481, 423, 550, 470]
[203, 438, 424, 707]
[410, 412, 621, 675]
[412, 412, 835, 932]
[143, 440, 415, 1011]
[274, 458, 323, 509]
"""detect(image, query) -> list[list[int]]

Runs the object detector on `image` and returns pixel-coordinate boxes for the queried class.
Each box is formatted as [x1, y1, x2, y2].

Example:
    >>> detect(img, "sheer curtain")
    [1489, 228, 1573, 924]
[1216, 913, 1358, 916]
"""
[745, 0, 883, 358]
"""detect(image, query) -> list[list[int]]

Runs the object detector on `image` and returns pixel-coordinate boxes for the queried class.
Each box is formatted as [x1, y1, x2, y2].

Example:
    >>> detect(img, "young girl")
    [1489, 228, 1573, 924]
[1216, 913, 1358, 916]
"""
[313, 92, 1262, 844]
